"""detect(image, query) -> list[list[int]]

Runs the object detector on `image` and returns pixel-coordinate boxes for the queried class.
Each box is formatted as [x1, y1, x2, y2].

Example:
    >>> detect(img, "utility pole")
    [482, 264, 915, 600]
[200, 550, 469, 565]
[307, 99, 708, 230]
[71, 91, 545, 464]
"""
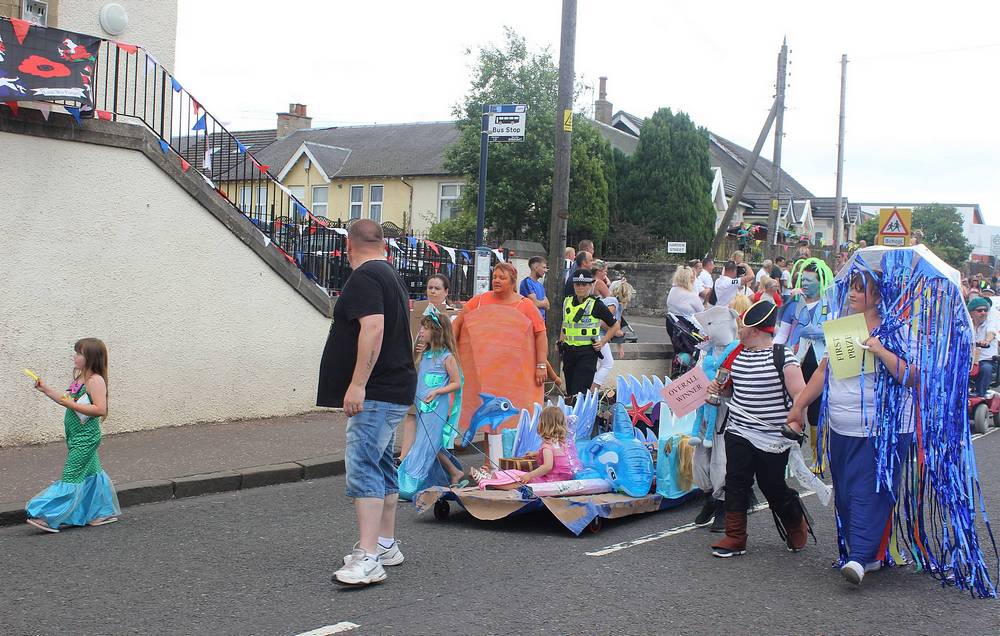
[544, 0, 577, 360]
[765, 38, 788, 259]
[708, 98, 780, 257]
[833, 54, 848, 251]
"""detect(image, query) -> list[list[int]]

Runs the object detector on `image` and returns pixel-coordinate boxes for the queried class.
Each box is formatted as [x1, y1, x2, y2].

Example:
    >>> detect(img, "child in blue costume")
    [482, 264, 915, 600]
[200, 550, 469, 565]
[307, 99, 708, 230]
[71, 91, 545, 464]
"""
[26, 338, 120, 533]
[690, 305, 739, 530]
[774, 258, 834, 464]
[398, 306, 465, 499]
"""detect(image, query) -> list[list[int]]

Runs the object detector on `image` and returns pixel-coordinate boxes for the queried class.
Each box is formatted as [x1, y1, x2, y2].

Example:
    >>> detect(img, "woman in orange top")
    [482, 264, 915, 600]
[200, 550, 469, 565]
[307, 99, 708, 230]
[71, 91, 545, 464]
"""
[453, 262, 548, 386]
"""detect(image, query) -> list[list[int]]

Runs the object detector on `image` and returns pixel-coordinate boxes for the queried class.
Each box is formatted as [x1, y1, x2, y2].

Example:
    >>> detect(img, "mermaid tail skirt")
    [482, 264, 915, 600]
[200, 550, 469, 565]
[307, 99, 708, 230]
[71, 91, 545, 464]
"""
[26, 471, 120, 528]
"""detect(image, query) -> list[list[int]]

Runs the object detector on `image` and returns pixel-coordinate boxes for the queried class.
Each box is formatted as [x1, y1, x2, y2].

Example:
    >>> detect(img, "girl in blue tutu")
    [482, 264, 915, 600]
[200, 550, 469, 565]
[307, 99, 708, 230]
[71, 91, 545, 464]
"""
[26, 338, 120, 532]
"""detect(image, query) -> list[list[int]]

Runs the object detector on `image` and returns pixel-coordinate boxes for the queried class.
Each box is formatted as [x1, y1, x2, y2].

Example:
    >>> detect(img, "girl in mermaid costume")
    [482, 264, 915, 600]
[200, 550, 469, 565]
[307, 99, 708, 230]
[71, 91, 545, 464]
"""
[397, 307, 465, 499]
[26, 338, 120, 532]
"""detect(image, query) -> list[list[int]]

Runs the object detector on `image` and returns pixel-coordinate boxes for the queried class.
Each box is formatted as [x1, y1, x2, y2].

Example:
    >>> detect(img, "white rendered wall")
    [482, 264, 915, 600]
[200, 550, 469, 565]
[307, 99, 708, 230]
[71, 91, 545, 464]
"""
[0, 131, 329, 446]
[58, 0, 178, 70]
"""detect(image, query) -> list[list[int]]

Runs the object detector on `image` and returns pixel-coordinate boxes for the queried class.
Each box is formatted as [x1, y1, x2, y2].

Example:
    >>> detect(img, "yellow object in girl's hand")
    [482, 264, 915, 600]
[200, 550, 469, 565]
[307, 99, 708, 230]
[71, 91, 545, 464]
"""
[23, 368, 40, 382]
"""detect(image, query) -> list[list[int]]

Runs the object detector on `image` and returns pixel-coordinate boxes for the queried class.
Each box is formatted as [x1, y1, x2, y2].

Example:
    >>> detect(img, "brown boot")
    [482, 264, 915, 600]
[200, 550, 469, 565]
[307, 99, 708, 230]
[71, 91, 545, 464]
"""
[710, 512, 747, 558]
[784, 514, 810, 552]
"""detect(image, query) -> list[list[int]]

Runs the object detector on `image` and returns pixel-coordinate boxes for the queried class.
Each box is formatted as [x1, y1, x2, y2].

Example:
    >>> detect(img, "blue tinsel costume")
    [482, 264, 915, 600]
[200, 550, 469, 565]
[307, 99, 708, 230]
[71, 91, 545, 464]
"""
[817, 247, 998, 597]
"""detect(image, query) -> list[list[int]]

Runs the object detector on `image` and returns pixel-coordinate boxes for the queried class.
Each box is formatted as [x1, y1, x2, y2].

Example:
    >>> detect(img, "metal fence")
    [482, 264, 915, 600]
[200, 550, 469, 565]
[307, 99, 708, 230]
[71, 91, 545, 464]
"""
[11, 21, 500, 301]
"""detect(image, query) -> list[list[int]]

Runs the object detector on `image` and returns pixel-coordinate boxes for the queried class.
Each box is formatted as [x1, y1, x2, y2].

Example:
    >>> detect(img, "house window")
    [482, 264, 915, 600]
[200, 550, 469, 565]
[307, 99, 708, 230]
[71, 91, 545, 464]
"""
[350, 185, 363, 219]
[288, 185, 305, 202]
[239, 186, 269, 221]
[312, 186, 328, 216]
[22, 1, 48, 27]
[369, 185, 383, 222]
[439, 183, 464, 221]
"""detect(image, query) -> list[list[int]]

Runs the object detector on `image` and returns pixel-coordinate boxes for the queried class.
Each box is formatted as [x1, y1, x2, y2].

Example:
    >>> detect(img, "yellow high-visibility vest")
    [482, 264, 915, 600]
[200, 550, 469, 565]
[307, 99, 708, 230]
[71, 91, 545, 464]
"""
[563, 296, 600, 346]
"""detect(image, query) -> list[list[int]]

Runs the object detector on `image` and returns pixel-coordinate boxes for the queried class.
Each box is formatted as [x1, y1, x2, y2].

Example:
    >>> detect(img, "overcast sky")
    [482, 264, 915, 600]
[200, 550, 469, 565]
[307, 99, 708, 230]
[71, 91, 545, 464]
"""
[175, 0, 1000, 223]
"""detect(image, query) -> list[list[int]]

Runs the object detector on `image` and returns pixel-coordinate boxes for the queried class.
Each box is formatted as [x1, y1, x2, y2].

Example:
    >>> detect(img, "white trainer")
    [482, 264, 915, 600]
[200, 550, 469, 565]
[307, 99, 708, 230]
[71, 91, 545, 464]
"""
[377, 541, 404, 566]
[333, 549, 386, 586]
[841, 560, 865, 585]
[342, 541, 404, 566]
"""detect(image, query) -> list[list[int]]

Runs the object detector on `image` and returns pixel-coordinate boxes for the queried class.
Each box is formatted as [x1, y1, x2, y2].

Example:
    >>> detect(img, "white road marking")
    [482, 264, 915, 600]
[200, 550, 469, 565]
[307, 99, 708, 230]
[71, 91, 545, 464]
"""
[587, 425, 1000, 558]
[296, 622, 361, 635]
[586, 491, 816, 557]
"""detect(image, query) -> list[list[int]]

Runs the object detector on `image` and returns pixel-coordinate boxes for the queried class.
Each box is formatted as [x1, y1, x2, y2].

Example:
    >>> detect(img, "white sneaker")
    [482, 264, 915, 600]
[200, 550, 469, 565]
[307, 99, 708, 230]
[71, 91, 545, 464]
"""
[333, 549, 386, 586]
[377, 540, 404, 566]
[342, 541, 404, 566]
[841, 560, 865, 585]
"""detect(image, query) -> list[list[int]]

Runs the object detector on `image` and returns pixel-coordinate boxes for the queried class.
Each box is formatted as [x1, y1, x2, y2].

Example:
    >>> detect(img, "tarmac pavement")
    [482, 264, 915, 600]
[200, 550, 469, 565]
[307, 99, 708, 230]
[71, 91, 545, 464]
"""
[2, 428, 998, 635]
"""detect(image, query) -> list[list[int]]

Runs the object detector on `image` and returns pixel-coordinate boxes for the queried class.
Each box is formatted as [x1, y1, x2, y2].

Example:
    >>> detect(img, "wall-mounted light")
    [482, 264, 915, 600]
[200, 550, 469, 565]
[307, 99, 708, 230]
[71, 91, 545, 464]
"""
[99, 3, 129, 36]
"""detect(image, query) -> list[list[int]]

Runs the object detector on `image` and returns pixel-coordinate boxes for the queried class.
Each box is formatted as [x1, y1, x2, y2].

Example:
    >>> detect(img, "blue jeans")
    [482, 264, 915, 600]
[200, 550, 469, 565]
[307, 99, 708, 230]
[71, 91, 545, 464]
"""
[344, 400, 409, 499]
[975, 359, 995, 397]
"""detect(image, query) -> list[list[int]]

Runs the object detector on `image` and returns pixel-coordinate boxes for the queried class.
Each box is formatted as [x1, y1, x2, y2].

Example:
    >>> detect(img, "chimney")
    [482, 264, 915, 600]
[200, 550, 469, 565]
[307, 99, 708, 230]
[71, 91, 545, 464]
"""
[594, 76, 612, 125]
[277, 103, 312, 138]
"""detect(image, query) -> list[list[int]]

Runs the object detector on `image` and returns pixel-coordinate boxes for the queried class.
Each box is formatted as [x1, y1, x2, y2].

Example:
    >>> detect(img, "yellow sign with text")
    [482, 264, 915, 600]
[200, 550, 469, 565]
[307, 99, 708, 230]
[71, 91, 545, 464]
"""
[563, 109, 573, 132]
[822, 314, 876, 379]
[876, 207, 911, 246]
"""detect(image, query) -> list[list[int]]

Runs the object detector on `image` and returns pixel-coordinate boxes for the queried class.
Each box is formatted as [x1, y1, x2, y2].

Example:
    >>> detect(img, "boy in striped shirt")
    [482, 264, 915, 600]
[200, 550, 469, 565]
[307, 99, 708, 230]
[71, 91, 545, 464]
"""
[707, 300, 812, 558]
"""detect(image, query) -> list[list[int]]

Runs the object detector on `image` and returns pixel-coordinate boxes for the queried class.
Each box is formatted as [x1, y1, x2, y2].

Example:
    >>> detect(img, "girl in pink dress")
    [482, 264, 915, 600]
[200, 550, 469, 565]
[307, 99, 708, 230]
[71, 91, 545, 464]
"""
[478, 407, 581, 489]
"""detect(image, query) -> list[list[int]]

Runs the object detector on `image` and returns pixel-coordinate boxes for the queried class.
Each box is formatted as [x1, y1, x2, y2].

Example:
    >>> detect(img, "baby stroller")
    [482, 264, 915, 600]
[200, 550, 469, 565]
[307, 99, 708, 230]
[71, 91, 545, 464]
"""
[665, 313, 705, 379]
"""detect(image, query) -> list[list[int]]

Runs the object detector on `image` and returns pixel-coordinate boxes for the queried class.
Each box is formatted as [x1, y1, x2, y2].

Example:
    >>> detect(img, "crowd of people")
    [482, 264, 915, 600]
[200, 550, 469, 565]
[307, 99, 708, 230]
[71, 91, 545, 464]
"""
[21, 221, 995, 597]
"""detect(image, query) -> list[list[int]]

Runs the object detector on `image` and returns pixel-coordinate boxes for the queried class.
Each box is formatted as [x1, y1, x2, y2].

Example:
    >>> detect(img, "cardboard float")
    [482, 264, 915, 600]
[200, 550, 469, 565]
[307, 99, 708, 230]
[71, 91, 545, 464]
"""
[415, 375, 699, 534]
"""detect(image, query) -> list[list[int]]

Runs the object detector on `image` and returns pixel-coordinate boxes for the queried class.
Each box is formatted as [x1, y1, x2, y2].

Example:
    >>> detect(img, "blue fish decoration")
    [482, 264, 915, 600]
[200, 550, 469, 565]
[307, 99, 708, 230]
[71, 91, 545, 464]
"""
[461, 393, 516, 447]
[577, 402, 654, 497]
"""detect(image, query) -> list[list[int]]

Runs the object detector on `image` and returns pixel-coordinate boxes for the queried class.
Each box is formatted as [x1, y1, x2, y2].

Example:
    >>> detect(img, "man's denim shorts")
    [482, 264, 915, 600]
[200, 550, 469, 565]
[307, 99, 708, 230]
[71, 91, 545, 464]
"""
[344, 399, 409, 499]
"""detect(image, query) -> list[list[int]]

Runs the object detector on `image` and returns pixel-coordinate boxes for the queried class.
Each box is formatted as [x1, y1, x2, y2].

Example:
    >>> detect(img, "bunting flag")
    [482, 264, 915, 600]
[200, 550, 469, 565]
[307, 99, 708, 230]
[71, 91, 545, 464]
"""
[10, 18, 31, 45]
[4, 101, 19, 117]
[236, 141, 247, 154]
[116, 42, 138, 54]
[191, 114, 206, 131]
[407, 236, 418, 249]
[333, 227, 348, 236]
[275, 245, 296, 265]
[460, 250, 471, 261]
[192, 99, 201, 115]
[64, 106, 81, 124]
[254, 162, 270, 173]
[145, 54, 157, 74]
[36, 102, 50, 120]
[203, 147, 218, 170]
[423, 239, 441, 255]
[292, 201, 304, 217]
[388, 238, 400, 251]
[492, 248, 506, 262]
[171, 78, 182, 93]
[442, 246, 457, 263]
[95, 110, 112, 121]
[158, 139, 170, 154]
[463, 264, 469, 276]
[180, 158, 191, 173]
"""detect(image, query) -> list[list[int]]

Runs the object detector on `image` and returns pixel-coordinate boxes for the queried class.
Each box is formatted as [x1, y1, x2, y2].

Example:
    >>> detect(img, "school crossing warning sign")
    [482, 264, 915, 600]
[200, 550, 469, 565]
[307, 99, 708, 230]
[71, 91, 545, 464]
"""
[876, 207, 911, 246]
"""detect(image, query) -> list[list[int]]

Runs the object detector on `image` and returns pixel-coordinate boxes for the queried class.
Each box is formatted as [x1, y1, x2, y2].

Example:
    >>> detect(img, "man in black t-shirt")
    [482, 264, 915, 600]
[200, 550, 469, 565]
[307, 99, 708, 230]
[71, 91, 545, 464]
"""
[318, 219, 416, 587]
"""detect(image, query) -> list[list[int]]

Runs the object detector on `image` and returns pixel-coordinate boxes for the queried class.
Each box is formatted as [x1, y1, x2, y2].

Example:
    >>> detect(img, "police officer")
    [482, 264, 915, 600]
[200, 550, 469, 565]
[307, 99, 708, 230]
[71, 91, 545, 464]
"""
[561, 269, 620, 396]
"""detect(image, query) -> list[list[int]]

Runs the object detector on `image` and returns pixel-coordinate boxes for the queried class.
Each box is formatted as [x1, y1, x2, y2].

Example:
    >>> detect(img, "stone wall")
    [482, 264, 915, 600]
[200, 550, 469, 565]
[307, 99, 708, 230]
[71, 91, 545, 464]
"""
[607, 261, 679, 316]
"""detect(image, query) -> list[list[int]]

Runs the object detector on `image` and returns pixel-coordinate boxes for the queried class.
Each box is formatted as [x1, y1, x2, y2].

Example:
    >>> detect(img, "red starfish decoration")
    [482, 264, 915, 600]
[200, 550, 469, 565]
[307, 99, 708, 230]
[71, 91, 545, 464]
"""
[627, 394, 654, 428]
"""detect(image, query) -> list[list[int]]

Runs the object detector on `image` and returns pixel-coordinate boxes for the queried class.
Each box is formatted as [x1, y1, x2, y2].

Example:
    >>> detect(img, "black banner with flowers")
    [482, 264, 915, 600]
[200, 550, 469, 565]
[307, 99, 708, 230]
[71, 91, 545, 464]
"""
[0, 18, 100, 106]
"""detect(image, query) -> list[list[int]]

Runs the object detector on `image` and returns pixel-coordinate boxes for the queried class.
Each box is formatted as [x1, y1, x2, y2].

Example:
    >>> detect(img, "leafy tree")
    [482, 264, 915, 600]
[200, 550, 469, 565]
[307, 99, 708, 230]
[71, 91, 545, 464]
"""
[427, 211, 475, 244]
[438, 28, 610, 243]
[912, 204, 972, 268]
[856, 216, 879, 245]
[619, 108, 715, 256]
